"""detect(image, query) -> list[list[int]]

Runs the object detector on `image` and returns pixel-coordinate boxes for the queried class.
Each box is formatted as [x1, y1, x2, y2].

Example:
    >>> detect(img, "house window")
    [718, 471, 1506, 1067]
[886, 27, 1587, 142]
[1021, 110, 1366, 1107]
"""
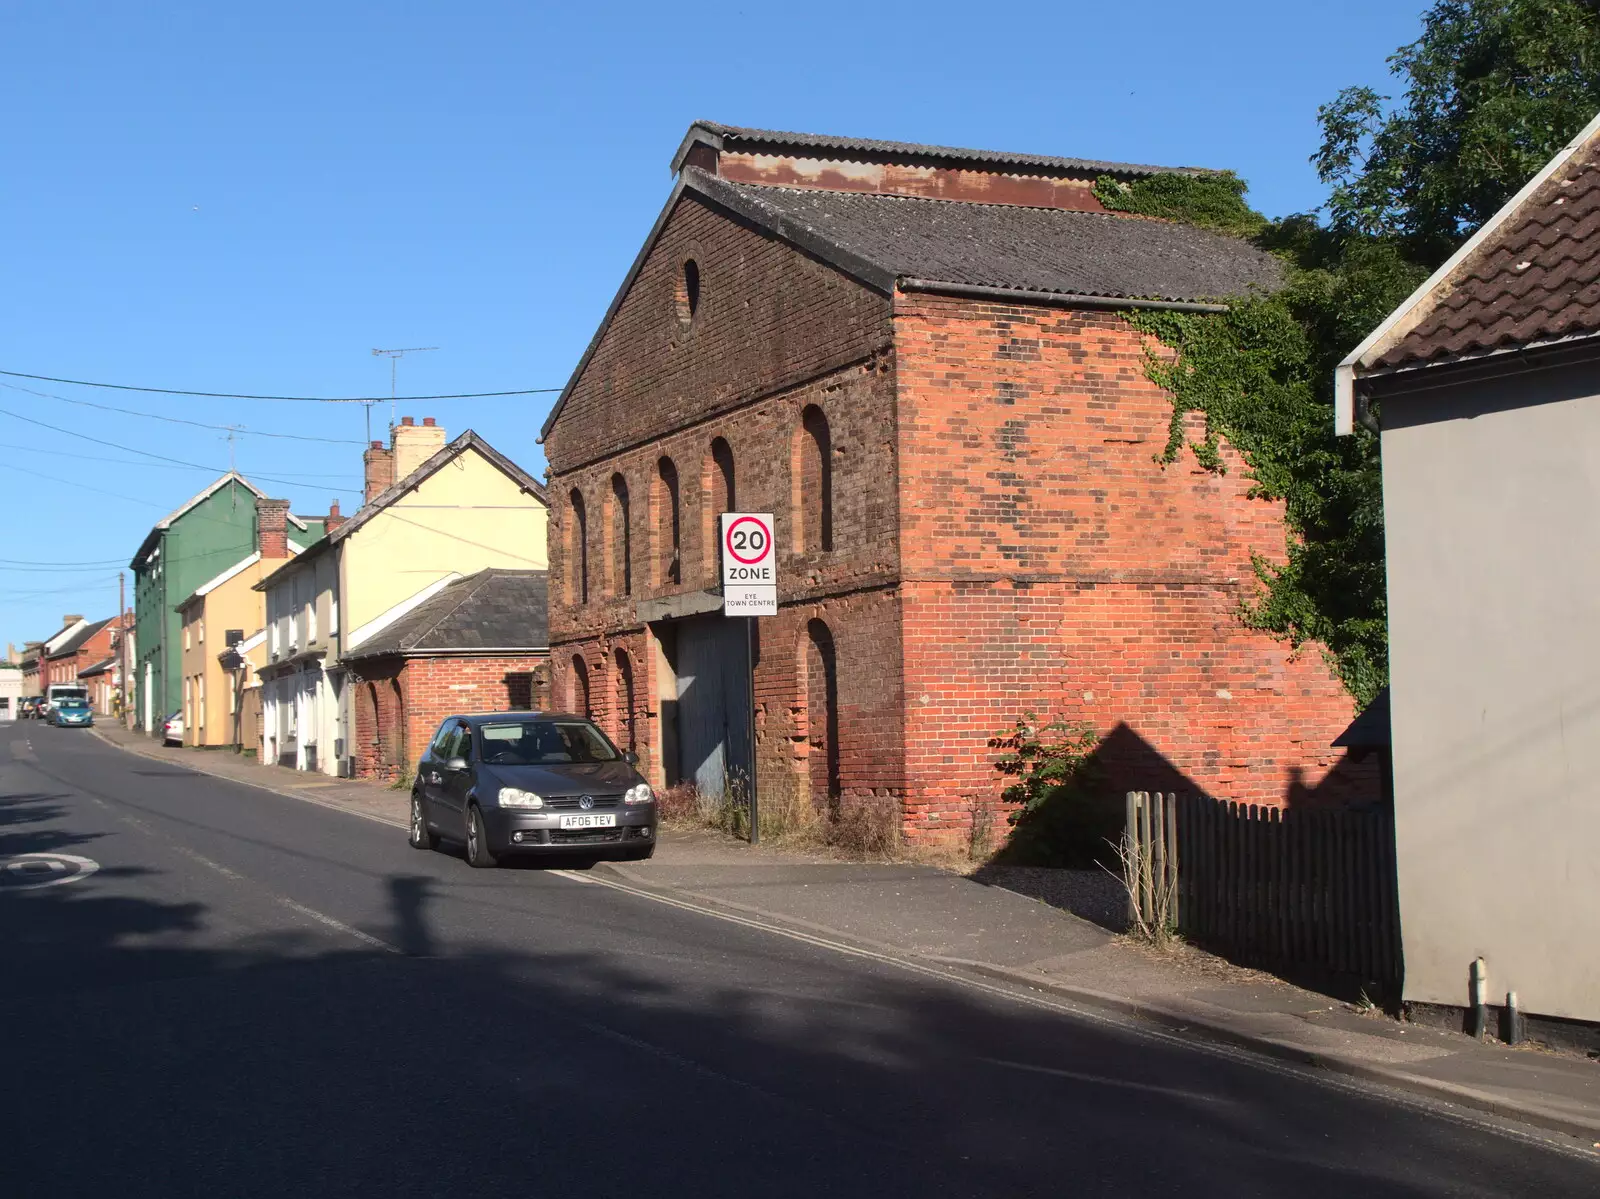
[198, 619, 205, 645]
[197, 675, 206, 731]
[569, 488, 589, 605]
[610, 473, 632, 597]
[795, 405, 834, 553]
[184, 624, 191, 650]
[656, 456, 681, 586]
[308, 593, 318, 643]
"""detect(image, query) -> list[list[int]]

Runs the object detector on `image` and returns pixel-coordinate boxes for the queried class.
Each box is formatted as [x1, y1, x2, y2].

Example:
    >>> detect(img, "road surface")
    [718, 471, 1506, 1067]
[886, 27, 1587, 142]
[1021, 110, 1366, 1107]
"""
[1, 721, 1594, 1197]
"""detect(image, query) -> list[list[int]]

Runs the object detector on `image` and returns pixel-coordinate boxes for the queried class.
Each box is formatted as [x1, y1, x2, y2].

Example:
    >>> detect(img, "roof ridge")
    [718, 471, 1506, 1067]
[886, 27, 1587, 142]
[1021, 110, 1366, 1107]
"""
[677, 120, 1216, 179]
[709, 174, 1145, 218]
[399, 570, 491, 651]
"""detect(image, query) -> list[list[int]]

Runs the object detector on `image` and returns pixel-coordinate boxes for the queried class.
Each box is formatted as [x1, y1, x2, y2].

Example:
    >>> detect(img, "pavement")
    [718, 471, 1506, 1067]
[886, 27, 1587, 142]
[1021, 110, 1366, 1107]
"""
[85, 718, 1600, 1146]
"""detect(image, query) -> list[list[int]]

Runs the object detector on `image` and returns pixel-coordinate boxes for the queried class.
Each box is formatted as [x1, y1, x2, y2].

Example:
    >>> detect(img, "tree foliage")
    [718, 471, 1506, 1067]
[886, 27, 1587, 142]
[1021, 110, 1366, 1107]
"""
[1318, 0, 1600, 264]
[1088, 1, 1600, 707]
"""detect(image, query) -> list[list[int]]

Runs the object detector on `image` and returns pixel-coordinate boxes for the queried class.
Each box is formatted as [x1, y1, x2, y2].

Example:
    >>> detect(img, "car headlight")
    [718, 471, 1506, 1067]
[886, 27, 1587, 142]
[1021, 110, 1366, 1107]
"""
[624, 783, 655, 805]
[498, 787, 544, 809]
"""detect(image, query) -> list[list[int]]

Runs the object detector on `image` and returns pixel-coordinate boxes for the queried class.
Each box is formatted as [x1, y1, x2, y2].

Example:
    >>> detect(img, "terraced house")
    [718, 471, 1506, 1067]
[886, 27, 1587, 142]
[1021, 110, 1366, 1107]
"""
[543, 122, 1375, 846]
[130, 473, 324, 736]
[256, 419, 549, 778]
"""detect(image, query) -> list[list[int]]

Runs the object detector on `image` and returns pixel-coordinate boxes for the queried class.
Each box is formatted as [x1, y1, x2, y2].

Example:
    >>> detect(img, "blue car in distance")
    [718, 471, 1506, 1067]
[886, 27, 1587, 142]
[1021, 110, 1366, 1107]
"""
[51, 698, 94, 728]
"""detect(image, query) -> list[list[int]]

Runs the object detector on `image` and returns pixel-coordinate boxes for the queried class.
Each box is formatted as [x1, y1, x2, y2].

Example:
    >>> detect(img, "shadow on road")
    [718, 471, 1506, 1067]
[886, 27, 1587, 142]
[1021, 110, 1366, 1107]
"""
[0, 768, 1589, 1199]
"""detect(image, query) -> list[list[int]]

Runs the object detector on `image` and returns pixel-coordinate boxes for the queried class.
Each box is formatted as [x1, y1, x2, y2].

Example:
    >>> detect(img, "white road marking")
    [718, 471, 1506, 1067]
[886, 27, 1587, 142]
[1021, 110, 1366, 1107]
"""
[976, 1056, 1240, 1105]
[0, 853, 99, 890]
[86, 794, 404, 955]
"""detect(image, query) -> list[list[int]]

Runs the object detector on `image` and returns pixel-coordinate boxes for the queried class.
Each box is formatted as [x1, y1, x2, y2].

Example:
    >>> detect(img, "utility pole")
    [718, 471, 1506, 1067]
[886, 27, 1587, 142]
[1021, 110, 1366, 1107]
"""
[369, 347, 439, 442]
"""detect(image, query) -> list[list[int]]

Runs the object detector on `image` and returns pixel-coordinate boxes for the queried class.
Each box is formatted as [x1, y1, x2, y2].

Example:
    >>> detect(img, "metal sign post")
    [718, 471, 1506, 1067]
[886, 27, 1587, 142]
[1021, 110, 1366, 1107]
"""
[721, 513, 776, 844]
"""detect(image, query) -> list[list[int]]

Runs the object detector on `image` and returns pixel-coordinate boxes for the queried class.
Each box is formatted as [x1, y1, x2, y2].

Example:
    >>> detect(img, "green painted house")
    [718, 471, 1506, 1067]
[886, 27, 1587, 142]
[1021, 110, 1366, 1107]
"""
[130, 474, 324, 734]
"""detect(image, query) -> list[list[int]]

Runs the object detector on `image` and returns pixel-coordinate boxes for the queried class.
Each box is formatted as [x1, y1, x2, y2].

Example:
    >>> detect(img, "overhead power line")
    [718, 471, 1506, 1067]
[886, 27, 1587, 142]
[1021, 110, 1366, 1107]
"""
[0, 367, 562, 403]
[0, 381, 366, 444]
[2, 441, 356, 479]
[0, 556, 129, 566]
[0, 404, 361, 495]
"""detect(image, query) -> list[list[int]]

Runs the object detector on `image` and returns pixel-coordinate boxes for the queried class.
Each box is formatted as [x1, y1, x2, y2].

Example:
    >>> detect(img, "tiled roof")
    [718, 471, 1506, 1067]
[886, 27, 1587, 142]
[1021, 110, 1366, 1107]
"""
[46, 617, 112, 659]
[676, 121, 1213, 179]
[342, 569, 548, 660]
[1376, 139, 1600, 370]
[692, 171, 1284, 303]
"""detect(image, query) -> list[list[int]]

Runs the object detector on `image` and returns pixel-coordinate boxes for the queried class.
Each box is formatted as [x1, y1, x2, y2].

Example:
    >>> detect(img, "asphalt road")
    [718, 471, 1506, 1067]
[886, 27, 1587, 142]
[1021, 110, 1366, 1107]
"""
[2, 721, 1596, 1198]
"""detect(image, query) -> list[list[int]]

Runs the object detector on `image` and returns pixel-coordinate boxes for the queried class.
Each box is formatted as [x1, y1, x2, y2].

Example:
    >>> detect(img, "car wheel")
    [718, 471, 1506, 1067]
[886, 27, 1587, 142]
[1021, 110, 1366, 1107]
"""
[409, 790, 439, 851]
[465, 805, 498, 869]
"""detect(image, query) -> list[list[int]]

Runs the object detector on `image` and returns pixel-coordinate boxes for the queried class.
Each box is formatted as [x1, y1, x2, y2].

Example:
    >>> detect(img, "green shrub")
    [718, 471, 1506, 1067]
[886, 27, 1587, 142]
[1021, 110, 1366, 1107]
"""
[988, 715, 1115, 866]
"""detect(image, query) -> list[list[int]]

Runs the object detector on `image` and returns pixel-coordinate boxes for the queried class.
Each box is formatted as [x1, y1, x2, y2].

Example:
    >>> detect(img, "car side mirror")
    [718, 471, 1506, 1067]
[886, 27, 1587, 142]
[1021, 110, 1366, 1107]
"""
[445, 757, 469, 772]
[623, 751, 639, 766]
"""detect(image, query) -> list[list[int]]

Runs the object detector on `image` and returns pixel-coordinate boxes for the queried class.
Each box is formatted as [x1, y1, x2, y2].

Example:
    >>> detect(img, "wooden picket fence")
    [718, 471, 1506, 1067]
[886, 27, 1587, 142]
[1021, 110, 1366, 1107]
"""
[1125, 792, 1402, 989]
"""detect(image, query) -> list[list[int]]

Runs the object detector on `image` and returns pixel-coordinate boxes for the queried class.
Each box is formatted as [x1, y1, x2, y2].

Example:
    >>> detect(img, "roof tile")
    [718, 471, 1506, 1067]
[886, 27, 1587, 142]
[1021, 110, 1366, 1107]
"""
[692, 172, 1283, 304]
[1376, 145, 1600, 369]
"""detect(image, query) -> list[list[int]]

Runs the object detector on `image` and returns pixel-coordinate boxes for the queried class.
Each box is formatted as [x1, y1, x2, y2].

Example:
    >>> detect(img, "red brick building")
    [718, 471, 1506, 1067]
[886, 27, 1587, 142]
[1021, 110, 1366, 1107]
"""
[341, 569, 550, 781]
[542, 122, 1373, 844]
[44, 616, 117, 690]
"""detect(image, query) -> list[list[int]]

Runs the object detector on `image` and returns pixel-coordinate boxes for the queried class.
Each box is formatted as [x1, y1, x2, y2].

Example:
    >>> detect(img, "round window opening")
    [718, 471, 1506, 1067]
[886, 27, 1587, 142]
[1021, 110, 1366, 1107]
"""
[676, 258, 701, 327]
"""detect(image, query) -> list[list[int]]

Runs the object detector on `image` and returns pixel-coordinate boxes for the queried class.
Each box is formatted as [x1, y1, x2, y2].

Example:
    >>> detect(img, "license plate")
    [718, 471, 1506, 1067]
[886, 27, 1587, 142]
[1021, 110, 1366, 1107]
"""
[558, 813, 617, 830]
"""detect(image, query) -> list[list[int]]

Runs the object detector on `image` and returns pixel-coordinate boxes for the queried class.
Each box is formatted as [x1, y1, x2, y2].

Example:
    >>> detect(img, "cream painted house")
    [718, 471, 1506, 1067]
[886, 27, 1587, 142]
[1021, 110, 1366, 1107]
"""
[255, 420, 548, 775]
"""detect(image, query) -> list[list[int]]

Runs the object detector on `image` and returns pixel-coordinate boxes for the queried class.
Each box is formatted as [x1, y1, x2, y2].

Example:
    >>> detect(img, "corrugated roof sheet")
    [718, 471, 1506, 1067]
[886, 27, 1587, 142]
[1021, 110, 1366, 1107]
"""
[694, 172, 1284, 303]
[1376, 141, 1600, 369]
[685, 121, 1212, 179]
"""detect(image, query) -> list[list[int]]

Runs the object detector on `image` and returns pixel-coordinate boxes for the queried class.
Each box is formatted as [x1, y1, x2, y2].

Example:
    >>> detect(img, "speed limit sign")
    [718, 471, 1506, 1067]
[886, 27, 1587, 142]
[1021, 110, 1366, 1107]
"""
[720, 512, 777, 616]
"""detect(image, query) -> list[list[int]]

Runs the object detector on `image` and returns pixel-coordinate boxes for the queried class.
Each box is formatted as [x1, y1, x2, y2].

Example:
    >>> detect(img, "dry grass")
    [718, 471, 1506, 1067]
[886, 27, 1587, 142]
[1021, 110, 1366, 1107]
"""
[1104, 828, 1179, 950]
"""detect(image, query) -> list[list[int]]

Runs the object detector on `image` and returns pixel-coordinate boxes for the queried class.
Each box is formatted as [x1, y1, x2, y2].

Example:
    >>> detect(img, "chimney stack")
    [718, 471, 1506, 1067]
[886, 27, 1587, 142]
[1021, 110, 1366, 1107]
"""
[256, 497, 291, 559]
[63, 614, 84, 626]
[325, 500, 345, 533]
[364, 440, 394, 504]
[391, 415, 447, 482]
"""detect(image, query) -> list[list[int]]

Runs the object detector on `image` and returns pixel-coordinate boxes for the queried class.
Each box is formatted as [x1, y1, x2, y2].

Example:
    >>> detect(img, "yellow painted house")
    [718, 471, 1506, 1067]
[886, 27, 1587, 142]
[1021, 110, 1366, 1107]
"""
[174, 498, 302, 749]
[255, 420, 549, 774]
[177, 563, 280, 749]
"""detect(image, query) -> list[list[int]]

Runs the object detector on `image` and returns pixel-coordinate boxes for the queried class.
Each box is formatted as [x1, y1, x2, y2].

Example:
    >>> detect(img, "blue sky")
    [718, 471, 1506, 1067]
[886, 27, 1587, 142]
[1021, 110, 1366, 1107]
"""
[0, 0, 1424, 647]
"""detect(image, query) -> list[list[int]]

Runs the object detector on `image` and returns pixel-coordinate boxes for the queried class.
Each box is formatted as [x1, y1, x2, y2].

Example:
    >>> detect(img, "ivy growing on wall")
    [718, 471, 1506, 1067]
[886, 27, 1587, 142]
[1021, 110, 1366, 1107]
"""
[1092, 174, 1425, 708]
[1094, 0, 1600, 709]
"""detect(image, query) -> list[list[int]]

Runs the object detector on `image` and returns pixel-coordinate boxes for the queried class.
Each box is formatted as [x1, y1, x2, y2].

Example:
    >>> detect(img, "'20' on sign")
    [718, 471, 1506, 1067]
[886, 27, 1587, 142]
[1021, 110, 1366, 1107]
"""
[720, 512, 777, 617]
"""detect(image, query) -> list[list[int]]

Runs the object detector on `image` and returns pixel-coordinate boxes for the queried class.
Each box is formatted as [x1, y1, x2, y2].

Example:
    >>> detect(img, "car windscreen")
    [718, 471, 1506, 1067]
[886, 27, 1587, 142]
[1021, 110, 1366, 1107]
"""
[58, 700, 88, 710]
[478, 721, 621, 766]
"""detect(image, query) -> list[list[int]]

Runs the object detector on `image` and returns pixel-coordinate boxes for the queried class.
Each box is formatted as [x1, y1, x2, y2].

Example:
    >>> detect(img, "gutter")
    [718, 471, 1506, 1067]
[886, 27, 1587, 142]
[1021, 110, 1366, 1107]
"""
[896, 278, 1229, 314]
[345, 646, 550, 661]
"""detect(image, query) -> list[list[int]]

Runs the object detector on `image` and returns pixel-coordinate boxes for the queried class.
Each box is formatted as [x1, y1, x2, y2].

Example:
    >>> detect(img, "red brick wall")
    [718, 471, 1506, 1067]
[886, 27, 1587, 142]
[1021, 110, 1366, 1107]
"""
[892, 293, 1373, 839]
[545, 195, 1374, 847]
[345, 655, 550, 781]
[543, 191, 893, 473]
